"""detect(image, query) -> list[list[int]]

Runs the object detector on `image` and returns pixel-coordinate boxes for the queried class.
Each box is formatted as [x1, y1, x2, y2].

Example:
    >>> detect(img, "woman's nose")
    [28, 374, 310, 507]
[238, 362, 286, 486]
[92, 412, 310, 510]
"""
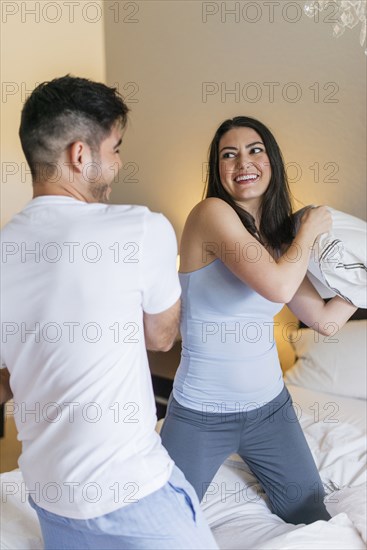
[237, 156, 252, 169]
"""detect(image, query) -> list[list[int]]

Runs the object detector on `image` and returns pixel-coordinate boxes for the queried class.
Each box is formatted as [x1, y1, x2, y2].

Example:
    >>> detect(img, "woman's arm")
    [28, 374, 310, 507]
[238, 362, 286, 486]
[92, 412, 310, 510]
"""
[0, 368, 13, 404]
[189, 198, 332, 303]
[287, 276, 358, 336]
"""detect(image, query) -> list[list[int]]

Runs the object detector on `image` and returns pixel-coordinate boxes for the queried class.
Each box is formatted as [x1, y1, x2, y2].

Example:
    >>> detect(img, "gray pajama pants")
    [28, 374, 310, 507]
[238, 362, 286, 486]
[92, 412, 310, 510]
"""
[160, 385, 331, 525]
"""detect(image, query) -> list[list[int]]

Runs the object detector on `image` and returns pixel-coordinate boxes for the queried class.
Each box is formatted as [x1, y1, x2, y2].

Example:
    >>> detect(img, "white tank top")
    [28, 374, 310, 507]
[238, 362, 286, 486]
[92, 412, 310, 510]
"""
[173, 259, 285, 412]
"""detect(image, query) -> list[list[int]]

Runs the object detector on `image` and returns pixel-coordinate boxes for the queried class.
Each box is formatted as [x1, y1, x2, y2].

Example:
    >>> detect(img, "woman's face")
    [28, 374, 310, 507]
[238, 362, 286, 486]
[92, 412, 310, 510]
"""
[218, 126, 272, 215]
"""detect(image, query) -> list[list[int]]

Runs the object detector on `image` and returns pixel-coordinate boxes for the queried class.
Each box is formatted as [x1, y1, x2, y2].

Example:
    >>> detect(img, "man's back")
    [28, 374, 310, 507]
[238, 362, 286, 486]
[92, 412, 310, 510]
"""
[0, 74, 219, 549]
[1, 195, 180, 518]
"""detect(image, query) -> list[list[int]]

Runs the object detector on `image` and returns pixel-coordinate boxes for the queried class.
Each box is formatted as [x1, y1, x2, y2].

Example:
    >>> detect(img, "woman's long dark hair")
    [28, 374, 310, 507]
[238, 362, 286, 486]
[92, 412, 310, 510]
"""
[204, 116, 295, 250]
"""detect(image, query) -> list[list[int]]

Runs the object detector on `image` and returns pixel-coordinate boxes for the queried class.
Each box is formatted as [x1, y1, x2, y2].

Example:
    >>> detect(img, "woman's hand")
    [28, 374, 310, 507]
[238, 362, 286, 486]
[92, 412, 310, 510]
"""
[299, 206, 333, 242]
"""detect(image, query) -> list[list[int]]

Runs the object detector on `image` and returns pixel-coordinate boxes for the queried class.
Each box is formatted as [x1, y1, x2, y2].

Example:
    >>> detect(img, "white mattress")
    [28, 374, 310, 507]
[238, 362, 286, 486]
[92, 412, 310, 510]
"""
[1, 384, 366, 549]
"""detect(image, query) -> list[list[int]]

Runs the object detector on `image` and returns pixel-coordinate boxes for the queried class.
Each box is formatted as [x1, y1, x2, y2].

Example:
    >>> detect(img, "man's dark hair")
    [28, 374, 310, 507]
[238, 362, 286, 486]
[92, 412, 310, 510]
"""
[19, 75, 129, 180]
[204, 116, 295, 250]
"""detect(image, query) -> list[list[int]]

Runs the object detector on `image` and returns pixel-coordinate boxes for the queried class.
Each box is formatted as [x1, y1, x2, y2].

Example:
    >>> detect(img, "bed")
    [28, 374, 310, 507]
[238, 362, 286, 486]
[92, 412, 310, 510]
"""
[1, 316, 366, 549]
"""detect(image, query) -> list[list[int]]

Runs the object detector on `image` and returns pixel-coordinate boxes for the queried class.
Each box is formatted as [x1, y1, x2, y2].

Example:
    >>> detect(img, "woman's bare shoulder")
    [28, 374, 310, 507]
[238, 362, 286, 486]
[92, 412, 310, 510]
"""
[186, 197, 236, 224]
[179, 199, 243, 272]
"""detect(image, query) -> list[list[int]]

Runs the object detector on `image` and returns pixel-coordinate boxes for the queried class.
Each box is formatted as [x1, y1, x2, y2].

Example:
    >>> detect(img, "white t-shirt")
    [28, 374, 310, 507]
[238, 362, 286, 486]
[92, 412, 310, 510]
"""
[1, 196, 181, 519]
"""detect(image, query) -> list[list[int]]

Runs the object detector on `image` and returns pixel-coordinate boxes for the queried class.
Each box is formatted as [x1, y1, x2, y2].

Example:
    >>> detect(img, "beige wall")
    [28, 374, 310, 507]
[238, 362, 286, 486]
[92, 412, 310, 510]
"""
[1, 0, 106, 226]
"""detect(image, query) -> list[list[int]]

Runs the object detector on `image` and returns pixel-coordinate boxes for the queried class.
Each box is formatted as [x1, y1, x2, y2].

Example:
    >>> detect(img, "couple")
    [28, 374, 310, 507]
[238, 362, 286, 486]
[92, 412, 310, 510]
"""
[0, 76, 356, 549]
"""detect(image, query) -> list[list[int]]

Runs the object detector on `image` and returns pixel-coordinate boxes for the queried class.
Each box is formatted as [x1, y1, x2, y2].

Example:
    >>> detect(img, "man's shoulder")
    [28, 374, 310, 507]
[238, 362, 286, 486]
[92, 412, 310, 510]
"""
[105, 204, 171, 227]
[103, 204, 167, 226]
[102, 203, 149, 216]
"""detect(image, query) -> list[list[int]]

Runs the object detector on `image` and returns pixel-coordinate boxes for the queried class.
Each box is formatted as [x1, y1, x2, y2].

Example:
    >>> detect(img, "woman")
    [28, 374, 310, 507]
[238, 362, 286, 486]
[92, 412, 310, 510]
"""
[160, 116, 357, 525]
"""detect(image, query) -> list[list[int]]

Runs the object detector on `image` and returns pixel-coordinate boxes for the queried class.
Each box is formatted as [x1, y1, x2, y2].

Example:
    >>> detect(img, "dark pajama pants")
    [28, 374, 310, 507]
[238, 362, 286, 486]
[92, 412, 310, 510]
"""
[160, 385, 331, 525]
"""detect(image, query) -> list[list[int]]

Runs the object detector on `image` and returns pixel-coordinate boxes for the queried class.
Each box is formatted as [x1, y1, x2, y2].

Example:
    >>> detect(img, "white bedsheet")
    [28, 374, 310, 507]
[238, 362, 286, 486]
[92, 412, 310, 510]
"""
[288, 384, 366, 488]
[1, 384, 366, 549]
[202, 459, 366, 549]
[0, 468, 42, 549]
[201, 384, 367, 549]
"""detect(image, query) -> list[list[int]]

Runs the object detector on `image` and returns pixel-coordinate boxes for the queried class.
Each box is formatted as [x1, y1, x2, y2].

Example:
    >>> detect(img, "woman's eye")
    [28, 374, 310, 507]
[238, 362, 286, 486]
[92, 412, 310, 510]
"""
[222, 152, 236, 159]
[251, 147, 263, 154]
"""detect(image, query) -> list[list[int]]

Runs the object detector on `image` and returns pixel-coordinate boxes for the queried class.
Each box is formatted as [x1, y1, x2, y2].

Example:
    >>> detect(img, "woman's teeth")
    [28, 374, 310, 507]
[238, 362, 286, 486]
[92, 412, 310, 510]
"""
[235, 174, 259, 183]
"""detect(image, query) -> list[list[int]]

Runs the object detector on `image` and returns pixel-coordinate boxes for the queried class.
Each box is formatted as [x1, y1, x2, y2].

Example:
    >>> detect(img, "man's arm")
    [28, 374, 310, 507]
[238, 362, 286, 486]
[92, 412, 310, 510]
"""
[143, 299, 180, 352]
[0, 368, 13, 404]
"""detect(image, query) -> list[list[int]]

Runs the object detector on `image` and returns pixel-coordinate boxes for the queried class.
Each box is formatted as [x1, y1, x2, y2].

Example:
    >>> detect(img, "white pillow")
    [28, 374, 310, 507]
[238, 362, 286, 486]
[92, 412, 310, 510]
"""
[284, 320, 367, 400]
[325, 484, 367, 543]
[293, 207, 367, 308]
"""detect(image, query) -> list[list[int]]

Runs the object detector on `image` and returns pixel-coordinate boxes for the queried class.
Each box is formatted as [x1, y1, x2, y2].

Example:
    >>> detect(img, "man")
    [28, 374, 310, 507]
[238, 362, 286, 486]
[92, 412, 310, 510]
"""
[0, 75, 218, 549]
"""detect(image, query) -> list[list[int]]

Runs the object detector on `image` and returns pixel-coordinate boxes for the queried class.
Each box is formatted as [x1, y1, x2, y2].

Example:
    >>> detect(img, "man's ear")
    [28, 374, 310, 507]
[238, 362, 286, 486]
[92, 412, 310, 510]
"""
[69, 141, 92, 172]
